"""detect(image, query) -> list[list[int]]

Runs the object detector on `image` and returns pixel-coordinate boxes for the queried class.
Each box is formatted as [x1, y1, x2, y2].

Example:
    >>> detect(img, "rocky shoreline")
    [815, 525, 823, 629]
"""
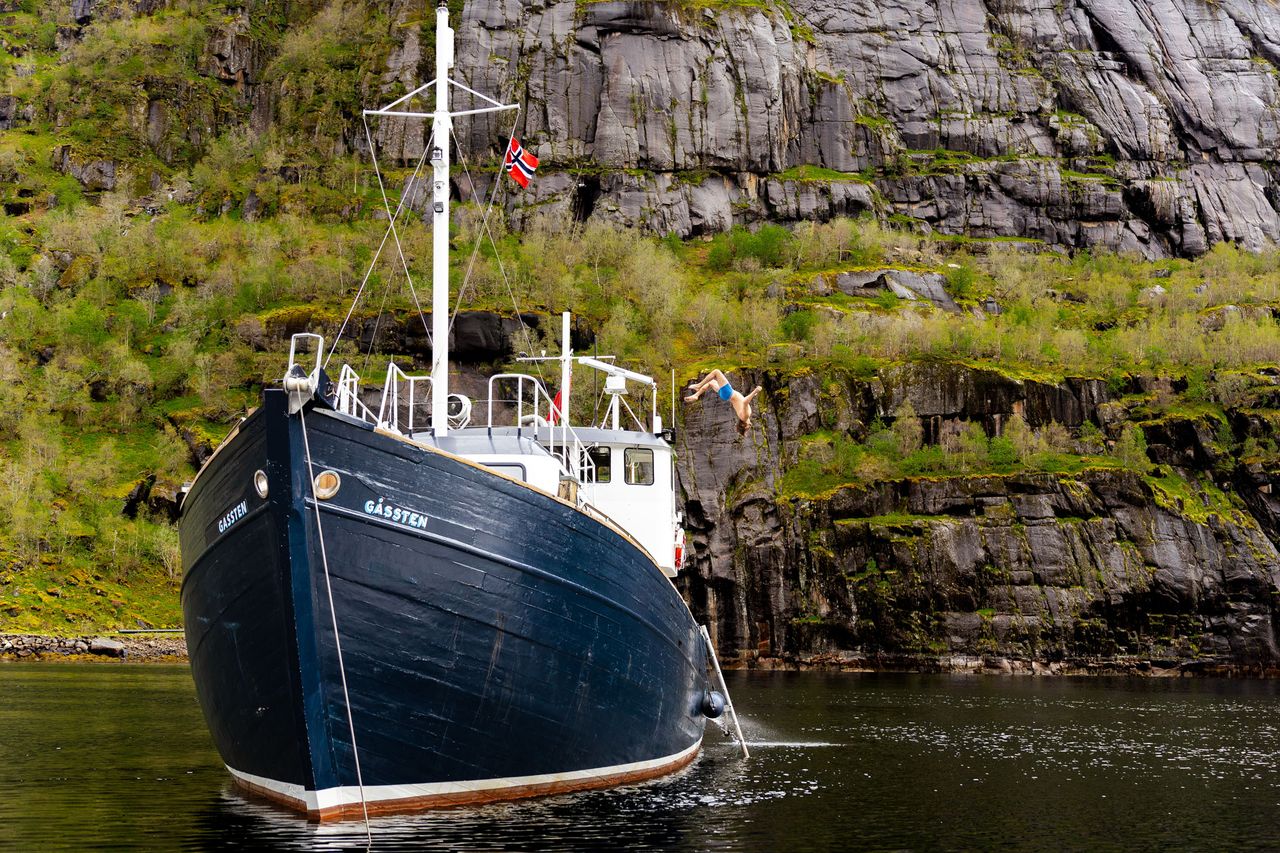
[5, 631, 1275, 677]
[0, 634, 188, 662]
[740, 653, 1280, 678]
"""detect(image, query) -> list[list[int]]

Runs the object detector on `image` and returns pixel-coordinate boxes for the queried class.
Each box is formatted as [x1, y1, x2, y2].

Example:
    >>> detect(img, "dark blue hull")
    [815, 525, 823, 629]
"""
[180, 390, 708, 819]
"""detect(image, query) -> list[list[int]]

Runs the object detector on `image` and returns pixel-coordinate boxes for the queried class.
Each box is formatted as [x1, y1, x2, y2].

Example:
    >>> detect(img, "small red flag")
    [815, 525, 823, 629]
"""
[504, 138, 538, 188]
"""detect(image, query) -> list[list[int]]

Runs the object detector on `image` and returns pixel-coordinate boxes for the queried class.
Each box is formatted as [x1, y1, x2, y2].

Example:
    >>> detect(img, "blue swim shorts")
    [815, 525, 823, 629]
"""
[718, 383, 734, 402]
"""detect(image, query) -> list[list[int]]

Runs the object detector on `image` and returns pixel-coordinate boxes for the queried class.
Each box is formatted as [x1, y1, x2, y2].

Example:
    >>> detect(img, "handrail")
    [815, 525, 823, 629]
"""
[287, 333, 324, 385]
[334, 364, 378, 424]
[335, 366, 597, 487]
[486, 373, 596, 485]
[334, 363, 467, 433]
[378, 363, 433, 434]
[486, 373, 550, 428]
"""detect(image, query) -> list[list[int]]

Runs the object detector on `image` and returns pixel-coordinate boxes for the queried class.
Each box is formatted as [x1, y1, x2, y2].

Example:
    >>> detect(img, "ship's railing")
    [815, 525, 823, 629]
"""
[330, 362, 473, 434]
[378, 363, 433, 435]
[334, 364, 379, 424]
[486, 372, 551, 428]
[486, 373, 596, 484]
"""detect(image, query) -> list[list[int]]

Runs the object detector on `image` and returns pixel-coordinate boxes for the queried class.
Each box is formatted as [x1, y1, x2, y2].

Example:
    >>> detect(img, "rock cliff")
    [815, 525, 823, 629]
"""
[449, 0, 1280, 256]
[24, 0, 1280, 255]
[676, 361, 1280, 673]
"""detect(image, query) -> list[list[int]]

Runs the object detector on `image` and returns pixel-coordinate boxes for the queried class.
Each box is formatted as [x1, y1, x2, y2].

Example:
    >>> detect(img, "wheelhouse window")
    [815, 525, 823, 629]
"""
[624, 448, 654, 486]
[587, 446, 611, 483]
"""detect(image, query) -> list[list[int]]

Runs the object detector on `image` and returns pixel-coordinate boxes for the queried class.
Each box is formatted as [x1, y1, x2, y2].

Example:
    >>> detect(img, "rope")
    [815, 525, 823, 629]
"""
[298, 407, 372, 844]
[445, 24, 526, 336]
[700, 625, 749, 758]
[361, 273, 395, 381]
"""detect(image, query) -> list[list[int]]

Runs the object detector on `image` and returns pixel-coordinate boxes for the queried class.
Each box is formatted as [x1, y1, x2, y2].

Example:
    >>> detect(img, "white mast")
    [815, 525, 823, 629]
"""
[430, 1, 453, 436]
[559, 311, 571, 445]
[361, 2, 516, 439]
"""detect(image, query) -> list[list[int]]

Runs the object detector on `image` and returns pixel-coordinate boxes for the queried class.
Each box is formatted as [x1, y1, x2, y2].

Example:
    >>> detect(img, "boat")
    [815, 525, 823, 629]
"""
[178, 1, 742, 822]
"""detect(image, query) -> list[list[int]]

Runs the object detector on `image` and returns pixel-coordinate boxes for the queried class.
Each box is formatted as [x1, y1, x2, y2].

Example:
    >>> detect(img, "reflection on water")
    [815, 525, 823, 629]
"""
[2, 665, 1279, 851]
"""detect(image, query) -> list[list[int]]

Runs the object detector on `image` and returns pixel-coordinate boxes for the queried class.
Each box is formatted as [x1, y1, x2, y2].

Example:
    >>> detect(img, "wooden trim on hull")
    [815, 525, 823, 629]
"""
[228, 739, 702, 822]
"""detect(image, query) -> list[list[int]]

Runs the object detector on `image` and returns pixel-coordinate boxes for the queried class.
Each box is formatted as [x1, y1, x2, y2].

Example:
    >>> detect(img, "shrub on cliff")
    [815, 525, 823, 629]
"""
[891, 402, 922, 455]
[1114, 424, 1150, 469]
[707, 224, 794, 271]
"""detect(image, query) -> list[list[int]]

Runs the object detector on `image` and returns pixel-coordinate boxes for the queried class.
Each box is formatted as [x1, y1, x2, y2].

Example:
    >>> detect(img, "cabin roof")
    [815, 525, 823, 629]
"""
[414, 430, 556, 459]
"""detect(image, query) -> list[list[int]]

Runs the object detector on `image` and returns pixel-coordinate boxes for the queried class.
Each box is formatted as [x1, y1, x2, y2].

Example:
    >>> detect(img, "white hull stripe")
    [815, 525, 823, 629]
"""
[227, 738, 703, 814]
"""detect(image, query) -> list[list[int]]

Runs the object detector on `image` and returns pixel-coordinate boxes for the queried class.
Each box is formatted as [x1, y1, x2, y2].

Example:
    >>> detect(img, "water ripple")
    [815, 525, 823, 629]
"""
[5, 666, 1280, 852]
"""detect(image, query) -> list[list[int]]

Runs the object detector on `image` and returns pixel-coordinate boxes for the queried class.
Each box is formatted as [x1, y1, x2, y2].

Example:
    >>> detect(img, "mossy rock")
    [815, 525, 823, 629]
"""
[258, 305, 343, 338]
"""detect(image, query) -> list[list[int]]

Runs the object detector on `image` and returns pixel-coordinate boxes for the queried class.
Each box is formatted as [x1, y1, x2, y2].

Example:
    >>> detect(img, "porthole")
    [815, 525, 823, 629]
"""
[314, 470, 341, 500]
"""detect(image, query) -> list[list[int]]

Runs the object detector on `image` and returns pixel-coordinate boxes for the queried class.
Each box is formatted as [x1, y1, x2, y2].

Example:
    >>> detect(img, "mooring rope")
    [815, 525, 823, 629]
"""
[298, 406, 372, 845]
[700, 624, 749, 759]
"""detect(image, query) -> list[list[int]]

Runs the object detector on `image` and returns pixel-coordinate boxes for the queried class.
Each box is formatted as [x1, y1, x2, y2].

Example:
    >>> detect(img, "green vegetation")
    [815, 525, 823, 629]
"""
[3, 1, 1280, 635]
[6, 186, 1280, 632]
[774, 165, 870, 183]
[780, 412, 1132, 497]
[706, 224, 795, 271]
[1144, 465, 1249, 526]
[787, 233, 1280, 379]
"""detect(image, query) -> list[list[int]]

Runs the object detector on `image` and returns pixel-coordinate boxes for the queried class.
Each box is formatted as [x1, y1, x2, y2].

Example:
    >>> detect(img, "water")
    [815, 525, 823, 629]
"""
[2, 666, 1279, 851]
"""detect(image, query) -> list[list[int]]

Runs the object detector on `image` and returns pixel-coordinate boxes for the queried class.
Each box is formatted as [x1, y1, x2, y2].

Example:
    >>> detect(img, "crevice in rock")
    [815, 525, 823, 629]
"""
[1079, 9, 1134, 79]
[1122, 183, 1176, 257]
[571, 174, 600, 222]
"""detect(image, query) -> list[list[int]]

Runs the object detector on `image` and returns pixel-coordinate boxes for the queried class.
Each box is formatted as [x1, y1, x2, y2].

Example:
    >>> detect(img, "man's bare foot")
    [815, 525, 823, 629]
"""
[683, 393, 699, 402]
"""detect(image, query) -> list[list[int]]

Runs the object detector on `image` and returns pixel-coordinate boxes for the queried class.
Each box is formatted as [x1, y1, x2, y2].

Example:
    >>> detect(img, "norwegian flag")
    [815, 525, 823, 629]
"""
[549, 389, 564, 425]
[549, 377, 569, 425]
[504, 138, 539, 188]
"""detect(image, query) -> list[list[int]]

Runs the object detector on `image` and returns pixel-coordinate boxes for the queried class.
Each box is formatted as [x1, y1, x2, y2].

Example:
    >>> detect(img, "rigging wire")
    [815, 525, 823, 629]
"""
[362, 117, 435, 354]
[340, 71, 550, 416]
[448, 100, 552, 394]
[360, 270, 396, 381]
[446, 108, 519, 336]
[445, 20, 526, 323]
[325, 125, 436, 371]
[330, 40, 525, 376]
